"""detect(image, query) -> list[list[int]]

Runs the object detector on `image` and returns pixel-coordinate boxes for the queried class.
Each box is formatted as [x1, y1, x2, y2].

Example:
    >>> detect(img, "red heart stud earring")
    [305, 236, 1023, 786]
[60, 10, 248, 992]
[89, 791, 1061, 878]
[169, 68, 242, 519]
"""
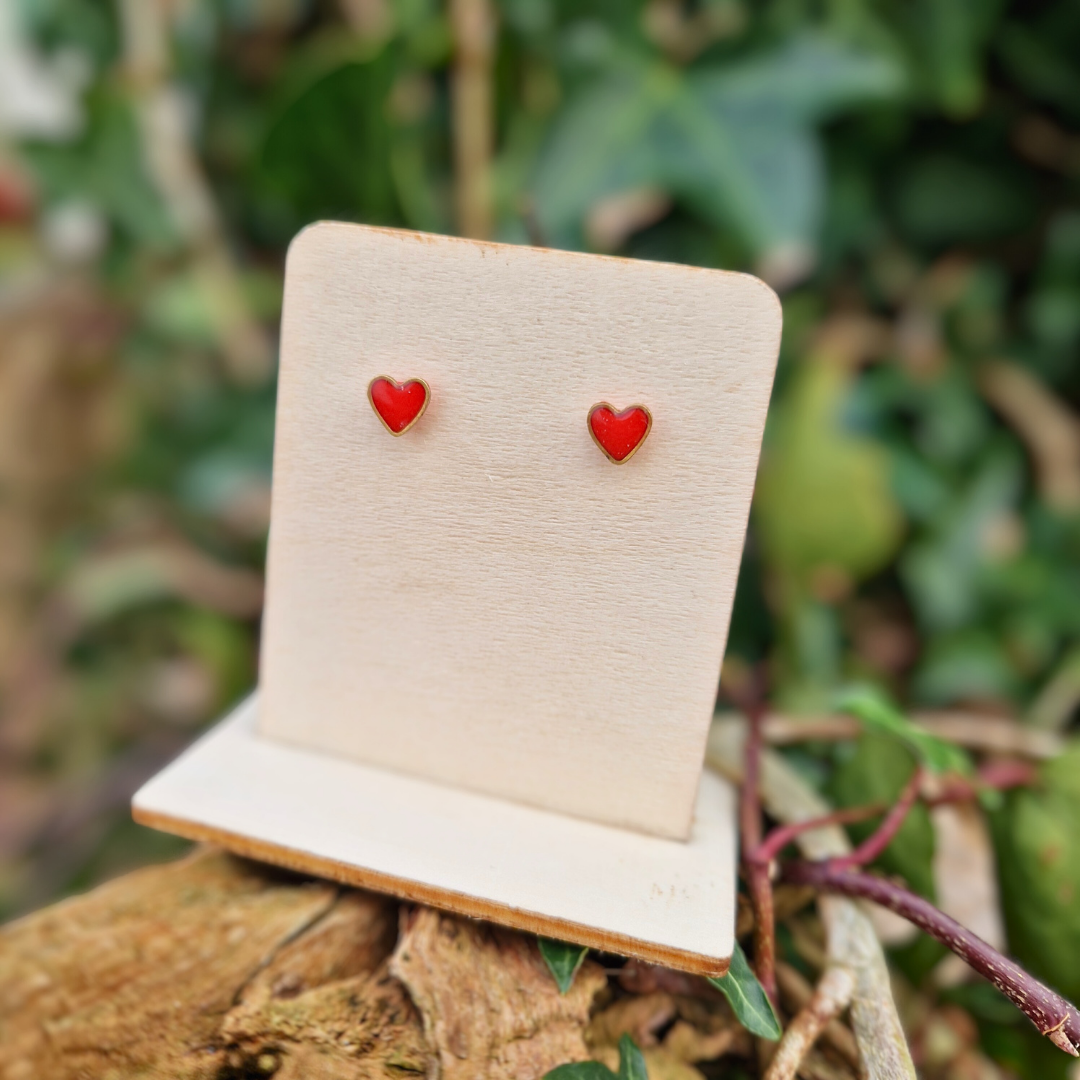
[588, 402, 652, 464]
[368, 376, 430, 436]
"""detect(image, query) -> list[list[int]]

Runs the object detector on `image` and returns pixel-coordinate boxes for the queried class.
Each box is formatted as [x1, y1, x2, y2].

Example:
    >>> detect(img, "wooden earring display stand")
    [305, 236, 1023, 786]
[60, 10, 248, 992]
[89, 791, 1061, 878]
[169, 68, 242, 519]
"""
[134, 224, 782, 976]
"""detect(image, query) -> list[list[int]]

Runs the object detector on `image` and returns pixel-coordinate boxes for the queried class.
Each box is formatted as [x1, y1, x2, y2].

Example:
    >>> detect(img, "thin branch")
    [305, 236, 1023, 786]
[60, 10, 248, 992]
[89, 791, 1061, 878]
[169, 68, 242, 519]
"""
[776, 962, 861, 1070]
[707, 716, 919, 1079]
[924, 759, 1037, 807]
[754, 760, 1033, 868]
[754, 804, 886, 866]
[978, 359, 1080, 513]
[783, 860, 1080, 1056]
[764, 965, 856, 1080]
[831, 768, 922, 871]
[449, 0, 495, 238]
[758, 710, 1063, 760]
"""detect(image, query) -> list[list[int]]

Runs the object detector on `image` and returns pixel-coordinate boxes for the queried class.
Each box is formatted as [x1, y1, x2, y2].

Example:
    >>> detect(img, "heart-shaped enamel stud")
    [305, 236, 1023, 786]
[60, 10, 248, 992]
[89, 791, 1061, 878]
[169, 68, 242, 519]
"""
[588, 402, 653, 464]
[368, 376, 430, 435]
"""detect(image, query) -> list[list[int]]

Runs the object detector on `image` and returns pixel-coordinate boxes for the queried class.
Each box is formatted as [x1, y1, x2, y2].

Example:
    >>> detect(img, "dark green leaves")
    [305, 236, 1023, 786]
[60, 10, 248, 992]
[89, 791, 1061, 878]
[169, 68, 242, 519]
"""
[532, 33, 903, 266]
[542, 939, 780, 1057]
[543, 1035, 648, 1079]
[538, 938, 589, 994]
[708, 942, 782, 1040]
[259, 54, 399, 228]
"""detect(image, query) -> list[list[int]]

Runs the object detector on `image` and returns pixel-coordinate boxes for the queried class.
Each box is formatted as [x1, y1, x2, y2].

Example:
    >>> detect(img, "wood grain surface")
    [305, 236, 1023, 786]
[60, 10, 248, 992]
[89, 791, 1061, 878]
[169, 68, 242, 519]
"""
[261, 224, 781, 838]
[134, 695, 737, 975]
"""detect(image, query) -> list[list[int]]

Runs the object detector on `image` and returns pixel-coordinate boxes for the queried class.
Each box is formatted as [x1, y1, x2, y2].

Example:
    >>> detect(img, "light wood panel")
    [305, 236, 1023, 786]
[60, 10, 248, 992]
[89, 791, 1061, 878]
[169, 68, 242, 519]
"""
[261, 224, 781, 839]
[133, 695, 737, 975]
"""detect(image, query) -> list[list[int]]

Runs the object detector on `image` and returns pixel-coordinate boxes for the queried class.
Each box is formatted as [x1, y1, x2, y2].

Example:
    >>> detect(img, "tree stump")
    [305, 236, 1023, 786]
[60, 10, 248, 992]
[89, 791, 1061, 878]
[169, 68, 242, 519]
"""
[0, 847, 748, 1080]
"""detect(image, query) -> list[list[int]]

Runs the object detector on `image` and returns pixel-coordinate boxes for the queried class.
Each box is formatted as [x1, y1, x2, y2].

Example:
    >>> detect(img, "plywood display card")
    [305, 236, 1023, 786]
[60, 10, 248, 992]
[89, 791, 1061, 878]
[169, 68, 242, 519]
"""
[134, 224, 781, 974]
[263, 223, 780, 838]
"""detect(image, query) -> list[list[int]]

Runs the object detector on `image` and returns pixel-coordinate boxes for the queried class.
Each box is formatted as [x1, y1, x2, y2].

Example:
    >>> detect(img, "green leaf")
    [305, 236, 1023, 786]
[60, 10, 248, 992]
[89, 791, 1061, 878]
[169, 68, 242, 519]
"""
[666, 80, 818, 258]
[991, 738, 1080, 1005]
[544, 1062, 617, 1080]
[541, 1036, 648, 1080]
[617, 1034, 648, 1080]
[835, 685, 971, 776]
[538, 938, 589, 994]
[915, 0, 1002, 117]
[754, 360, 905, 586]
[531, 60, 676, 245]
[900, 449, 1023, 634]
[695, 33, 905, 124]
[895, 155, 1034, 245]
[532, 34, 902, 260]
[259, 54, 398, 226]
[830, 730, 936, 897]
[707, 942, 782, 1040]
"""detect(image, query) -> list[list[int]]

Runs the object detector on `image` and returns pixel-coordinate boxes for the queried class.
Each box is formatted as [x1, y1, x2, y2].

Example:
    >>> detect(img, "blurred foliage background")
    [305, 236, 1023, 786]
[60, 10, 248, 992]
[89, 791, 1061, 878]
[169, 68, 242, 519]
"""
[1, 0, 1080, 1075]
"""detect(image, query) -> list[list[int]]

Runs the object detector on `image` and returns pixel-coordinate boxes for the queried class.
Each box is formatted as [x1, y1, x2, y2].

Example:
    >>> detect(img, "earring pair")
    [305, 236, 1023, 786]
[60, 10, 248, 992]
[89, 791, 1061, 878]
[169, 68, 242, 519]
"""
[367, 376, 652, 464]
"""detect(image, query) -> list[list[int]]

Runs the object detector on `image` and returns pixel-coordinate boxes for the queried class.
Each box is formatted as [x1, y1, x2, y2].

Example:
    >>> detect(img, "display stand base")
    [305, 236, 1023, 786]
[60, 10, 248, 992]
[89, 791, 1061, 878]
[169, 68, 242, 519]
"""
[133, 695, 736, 976]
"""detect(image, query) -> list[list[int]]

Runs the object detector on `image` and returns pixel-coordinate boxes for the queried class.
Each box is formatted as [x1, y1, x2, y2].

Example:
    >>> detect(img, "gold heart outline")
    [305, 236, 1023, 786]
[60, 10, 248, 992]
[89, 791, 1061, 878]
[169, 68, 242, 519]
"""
[368, 375, 432, 437]
[587, 402, 653, 465]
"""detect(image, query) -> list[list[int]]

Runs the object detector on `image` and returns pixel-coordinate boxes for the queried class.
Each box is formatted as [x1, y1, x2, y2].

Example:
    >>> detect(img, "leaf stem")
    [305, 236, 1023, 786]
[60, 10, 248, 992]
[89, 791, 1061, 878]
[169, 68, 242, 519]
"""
[782, 859, 1080, 1056]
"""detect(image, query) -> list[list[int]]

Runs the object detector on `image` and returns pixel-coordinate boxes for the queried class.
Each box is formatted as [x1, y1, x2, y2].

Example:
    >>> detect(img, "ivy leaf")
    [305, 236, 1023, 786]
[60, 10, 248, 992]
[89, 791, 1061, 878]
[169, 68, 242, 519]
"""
[835, 684, 971, 776]
[544, 1063, 617, 1080]
[538, 937, 589, 994]
[532, 35, 902, 263]
[708, 942, 782, 1040]
[541, 1036, 649, 1080]
[617, 1034, 648, 1080]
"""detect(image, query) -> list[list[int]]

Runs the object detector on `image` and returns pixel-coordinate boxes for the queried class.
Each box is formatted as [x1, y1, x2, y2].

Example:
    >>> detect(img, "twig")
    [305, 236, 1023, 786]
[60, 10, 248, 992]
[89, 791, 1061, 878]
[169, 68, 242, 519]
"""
[764, 965, 856, 1080]
[1027, 647, 1080, 732]
[739, 693, 778, 1007]
[783, 860, 1080, 1056]
[753, 760, 1029, 871]
[923, 760, 1037, 807]
[755, 805, 886, 866]
[118, 0, 271, 383]
[978, 360, 1080, 512]
[757, 711, 1063, 760]
[707, 718, 917, 1080]
[831, 768, 921, 871]
[776, 962, 861, 1069]
[449, 0, 495, 239]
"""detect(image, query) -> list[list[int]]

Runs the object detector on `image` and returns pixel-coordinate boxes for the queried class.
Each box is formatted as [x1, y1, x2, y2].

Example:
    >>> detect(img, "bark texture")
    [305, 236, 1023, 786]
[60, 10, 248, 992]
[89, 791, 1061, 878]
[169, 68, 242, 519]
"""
[0, 844, 851, 1080]
[0, 847, 601, 1080]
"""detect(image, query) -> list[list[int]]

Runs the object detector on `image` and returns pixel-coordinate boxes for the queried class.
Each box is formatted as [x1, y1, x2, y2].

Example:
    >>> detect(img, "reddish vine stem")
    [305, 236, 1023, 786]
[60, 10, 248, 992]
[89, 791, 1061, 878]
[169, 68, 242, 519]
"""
[739, 691, 777, 1007]
[783, 860, 1080, 1056]
[756, 761, 1032, 867]
[830, 766, 922, 871]
[925, 759, 1037, 807]
[753, 803, 886, 865]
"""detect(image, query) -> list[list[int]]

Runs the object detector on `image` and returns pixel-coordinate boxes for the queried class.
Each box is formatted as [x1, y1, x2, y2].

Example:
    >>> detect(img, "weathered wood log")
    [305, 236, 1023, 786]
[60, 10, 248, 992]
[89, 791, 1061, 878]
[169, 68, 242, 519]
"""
[0, 847, 768, 1080]
[0, 848, 600, 1080]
